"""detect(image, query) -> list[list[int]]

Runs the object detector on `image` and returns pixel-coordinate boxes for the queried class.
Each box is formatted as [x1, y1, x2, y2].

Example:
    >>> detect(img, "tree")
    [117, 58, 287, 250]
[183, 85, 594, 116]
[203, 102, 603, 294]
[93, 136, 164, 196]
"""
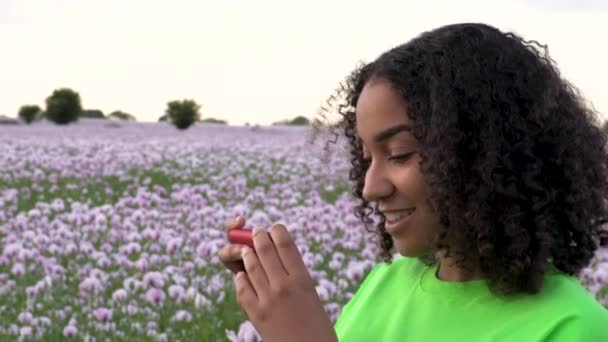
[603, 120, 608, 134]
[108, 111, 136, 121]
[290, 116, 310, 126]
[18, 105, 42, 124]
[45, 88, 82, 125]
[80, 109, 105, 119]
[165, 99, 201, 130]
[272, 116, 311, 126]
[200, 118, 227, 125]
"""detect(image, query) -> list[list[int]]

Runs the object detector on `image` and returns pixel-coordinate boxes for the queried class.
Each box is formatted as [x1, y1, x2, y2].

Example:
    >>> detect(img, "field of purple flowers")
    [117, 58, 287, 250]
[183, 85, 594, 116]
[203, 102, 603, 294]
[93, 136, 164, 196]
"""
[1, 119, 606, 341]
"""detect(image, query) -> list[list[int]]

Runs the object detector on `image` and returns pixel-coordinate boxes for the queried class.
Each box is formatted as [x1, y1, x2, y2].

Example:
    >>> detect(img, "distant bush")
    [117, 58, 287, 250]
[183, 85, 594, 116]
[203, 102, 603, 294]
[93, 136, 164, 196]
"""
[603, 121, 608, 134]
[272, 116, 311, 126]
[165, 99, 201, 130]
[108, 111, 136, 121]
[158, 115, 168, 122]
[80, 109, 105, 119]
[18, 105, 42, 124]
[290, 116, 310, 125]
[200, 118, 227, 125]
[45, 88, 82, 125]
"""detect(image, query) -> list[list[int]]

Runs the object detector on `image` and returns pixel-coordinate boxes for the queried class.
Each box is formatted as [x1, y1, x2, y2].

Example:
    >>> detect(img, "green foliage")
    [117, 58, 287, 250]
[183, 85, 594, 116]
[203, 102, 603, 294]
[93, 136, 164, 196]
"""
[45, 88, 82, 125]
[18, 105, 41, 124]
[165, 99, 201, 130]
[272, 116, 311, 126]
[290, 116, 310, 125]
[200, 118, 227, 125]
[158, 115, 168, 122]
[603, 121, 608, 134]
[80, 109, 105, 119]
[108, 111, 136, 121]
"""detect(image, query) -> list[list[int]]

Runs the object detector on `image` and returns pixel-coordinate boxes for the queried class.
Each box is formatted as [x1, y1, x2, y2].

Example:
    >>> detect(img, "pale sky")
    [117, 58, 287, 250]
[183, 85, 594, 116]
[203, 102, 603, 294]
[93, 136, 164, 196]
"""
[1, 0, 607, 125]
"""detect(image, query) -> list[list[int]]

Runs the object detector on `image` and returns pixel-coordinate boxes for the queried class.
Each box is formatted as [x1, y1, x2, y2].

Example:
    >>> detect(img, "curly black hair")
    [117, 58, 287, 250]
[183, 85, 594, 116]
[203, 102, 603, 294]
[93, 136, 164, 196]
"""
[316, 23, 608, 296]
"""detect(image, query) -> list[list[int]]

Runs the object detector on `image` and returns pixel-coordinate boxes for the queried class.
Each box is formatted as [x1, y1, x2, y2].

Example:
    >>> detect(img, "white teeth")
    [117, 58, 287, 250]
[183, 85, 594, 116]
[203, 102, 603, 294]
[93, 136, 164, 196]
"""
[385, 210, 414, 222]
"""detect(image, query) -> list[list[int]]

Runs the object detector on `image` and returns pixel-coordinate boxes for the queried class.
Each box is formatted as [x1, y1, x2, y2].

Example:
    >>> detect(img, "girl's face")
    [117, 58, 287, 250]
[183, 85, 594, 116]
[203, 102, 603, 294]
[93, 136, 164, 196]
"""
[355, 78, 441, 257]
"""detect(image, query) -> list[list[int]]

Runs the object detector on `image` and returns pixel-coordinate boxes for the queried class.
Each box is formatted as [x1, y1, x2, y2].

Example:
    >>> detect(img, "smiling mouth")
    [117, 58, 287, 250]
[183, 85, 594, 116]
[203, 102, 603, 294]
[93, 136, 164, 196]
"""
[384, 208, 415, 223]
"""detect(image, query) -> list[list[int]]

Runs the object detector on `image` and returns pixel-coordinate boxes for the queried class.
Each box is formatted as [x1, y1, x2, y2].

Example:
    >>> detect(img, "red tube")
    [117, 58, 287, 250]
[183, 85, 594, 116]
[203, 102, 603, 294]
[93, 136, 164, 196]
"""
[228, 228, 254, 249]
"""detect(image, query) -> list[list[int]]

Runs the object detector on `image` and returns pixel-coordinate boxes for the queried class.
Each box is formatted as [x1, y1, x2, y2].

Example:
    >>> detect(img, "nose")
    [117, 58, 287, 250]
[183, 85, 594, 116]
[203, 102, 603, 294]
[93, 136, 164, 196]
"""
[362, 162, 393, 202]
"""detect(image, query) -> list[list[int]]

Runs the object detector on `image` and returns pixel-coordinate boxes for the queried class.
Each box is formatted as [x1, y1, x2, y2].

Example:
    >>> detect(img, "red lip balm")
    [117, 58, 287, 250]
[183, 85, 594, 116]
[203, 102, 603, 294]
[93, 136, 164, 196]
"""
[228, 228, 254, 249]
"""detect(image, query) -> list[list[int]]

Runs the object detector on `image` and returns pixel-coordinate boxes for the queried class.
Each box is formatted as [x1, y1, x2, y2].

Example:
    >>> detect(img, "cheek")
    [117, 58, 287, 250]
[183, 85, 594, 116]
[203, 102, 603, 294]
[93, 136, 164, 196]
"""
[393, 166, 427, 199]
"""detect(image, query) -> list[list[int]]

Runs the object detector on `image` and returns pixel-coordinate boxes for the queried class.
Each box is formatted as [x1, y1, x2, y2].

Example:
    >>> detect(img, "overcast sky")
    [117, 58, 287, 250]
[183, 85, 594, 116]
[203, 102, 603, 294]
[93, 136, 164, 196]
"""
[1, 0, 607, 125]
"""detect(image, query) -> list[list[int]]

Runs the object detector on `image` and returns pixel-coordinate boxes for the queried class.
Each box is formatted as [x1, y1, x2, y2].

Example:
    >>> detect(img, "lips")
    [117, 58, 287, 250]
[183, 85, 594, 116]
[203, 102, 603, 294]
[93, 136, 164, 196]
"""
[383, 208, 415, 223]
[383, 208, 415, 234]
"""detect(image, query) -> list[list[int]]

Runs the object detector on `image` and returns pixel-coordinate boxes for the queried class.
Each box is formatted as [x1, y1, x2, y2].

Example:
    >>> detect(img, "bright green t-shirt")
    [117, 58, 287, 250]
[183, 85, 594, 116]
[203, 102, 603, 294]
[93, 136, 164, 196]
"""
[334, 256, 608, 341]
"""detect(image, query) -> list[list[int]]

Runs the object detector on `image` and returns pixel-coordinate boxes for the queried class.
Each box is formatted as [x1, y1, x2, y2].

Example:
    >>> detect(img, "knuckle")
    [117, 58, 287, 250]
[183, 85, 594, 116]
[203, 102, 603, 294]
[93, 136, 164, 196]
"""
[274, 236, 292, 249]
[246, 260, 259, 272]
[236, 285, 248, 298]
[255, 241, 272, 255]
[217, 248, 228, 261]
[255, 302, 270, 322]
[231, 245, 244, 257]
[272, 282, 293, 298]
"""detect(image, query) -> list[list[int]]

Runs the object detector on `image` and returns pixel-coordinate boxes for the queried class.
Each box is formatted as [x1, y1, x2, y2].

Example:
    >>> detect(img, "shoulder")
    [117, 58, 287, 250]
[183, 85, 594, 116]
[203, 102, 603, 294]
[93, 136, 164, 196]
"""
[334, 256, 425, 330]
[505, 270, 608, 341]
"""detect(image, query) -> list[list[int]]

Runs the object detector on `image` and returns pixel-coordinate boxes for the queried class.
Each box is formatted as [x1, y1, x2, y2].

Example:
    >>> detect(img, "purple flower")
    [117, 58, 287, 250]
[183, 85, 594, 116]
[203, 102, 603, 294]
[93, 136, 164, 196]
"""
[18, 311, 33, 325]
[168, 284, 185, 302]
[79, 277, 103, 295]
[143, 271, 164, 288]
[135, 258, 149, 273]
[227, 321, 261, 342]
[11, 263, 25, 277]
[93, 308, 112, 322]
[166, 237, 182, 254]
[112, 289, 128, 303]
[20, 326, 33, 338]
[63, 325, 78, 338]
[145, 288, 166, 306]
[172, 310, 192, 322]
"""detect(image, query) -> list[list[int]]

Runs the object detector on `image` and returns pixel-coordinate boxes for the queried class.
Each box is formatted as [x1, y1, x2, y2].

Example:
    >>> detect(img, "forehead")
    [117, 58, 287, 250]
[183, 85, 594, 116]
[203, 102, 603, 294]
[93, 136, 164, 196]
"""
[355, 79, 413, 140]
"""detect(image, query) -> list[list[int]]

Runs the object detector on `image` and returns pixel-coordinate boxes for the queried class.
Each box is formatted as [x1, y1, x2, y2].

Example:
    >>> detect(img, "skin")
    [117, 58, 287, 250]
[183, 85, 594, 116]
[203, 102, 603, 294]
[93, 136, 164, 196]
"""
[218, 217, 337, 342]
[356, 77, 482, 282]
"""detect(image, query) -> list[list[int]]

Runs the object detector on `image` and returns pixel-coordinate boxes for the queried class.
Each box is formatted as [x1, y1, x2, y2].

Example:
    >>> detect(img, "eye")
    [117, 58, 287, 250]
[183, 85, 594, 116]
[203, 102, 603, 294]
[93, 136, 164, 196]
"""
[388, 152, 415, 164]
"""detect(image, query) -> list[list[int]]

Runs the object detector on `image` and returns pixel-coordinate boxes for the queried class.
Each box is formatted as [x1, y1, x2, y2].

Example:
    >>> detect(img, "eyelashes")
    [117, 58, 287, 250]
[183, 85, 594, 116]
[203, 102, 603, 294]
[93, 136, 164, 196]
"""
[361, 152, 415, 167]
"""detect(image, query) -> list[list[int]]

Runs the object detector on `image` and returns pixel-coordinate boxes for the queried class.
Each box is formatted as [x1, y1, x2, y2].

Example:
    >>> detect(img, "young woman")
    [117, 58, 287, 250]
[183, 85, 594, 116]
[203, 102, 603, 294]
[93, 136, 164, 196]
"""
[218, 23, 608, 341]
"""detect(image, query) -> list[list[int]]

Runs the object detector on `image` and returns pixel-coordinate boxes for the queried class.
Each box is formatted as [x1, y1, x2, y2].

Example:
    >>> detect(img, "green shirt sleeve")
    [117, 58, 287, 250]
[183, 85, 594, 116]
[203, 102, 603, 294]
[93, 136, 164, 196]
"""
[542, 314, 608, 341]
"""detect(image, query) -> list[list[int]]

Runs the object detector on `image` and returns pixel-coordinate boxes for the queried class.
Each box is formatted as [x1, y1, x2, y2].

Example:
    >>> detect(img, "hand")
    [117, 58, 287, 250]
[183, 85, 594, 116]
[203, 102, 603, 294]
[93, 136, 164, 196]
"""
[234, 222, 338, 342]
[218, 216, 248, 275]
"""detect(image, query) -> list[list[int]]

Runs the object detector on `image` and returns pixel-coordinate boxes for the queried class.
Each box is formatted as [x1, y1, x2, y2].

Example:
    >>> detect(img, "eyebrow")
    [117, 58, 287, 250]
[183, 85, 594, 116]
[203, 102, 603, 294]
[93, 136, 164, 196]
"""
[373, 124, 413, 142]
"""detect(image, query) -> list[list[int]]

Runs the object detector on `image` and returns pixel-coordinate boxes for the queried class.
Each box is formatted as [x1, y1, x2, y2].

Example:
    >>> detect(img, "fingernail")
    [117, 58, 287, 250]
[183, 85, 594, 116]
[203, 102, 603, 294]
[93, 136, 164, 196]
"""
[253, 226, 265, 235]
[234, 271, 244, 281]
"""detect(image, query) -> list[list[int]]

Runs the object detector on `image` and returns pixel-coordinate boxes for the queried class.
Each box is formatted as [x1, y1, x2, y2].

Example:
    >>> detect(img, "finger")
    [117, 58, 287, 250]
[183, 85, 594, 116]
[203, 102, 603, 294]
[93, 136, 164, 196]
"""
[217, 245, 246, 274]
[225, 216, 246, 231]
[268, 224, 308, 277]
[234, 271, 258, 315]
[241, 246, 269, 297]
[252, 227, 288, 284]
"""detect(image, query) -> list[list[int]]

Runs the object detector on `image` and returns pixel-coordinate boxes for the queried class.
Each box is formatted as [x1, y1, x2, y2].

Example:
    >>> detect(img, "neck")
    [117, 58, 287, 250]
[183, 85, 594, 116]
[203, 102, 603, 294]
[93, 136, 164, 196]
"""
[436, 256, 484, 282]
